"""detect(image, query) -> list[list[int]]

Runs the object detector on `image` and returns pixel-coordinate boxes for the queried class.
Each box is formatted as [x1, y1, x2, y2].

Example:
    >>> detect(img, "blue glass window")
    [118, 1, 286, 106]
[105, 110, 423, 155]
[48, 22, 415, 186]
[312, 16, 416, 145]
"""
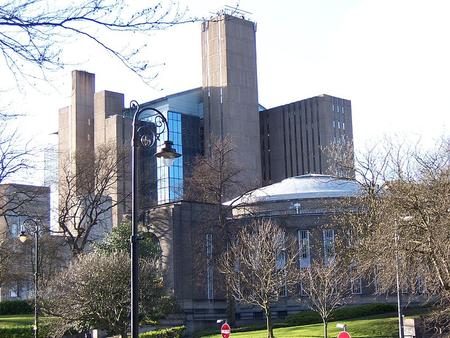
[157, 111, 183, 203]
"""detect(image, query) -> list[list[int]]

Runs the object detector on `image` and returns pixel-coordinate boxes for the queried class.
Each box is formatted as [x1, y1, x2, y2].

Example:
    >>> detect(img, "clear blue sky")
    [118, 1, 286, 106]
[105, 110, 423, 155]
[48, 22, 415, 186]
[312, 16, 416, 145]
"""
[6, 0, 450, 184]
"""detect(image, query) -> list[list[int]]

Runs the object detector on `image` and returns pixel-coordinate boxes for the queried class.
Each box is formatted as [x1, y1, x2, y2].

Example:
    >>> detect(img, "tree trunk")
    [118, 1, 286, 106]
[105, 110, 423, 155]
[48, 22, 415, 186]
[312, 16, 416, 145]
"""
[223, 207, 236, 326]
[226, 288, 236, 326]
[264, 307, 275, 338]
[323, 318, 328, 338]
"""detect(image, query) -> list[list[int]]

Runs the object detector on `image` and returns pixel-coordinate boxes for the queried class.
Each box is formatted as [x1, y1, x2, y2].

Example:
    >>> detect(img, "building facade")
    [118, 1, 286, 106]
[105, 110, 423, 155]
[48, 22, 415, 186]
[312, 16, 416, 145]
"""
[0, 184, 51, 301]
[57, 13, 354, 229]
[260, 95, 353, 185]
[202, 14, 262, 190]
[46, 9, 360, 333]
[147, 174, 387, 333]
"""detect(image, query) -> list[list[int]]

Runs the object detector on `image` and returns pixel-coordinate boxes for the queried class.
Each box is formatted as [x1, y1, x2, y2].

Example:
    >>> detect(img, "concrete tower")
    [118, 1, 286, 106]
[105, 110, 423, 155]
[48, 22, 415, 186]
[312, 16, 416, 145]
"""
[202, 13, 262, 191]
[58, 70, 95, 191]
[58, 71, 127, 229]
[260, 95, 354, 185]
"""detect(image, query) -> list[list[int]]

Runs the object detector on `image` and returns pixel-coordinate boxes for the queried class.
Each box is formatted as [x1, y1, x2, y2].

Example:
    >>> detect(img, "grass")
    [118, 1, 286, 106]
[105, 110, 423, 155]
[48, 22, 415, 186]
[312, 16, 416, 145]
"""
[199, 314, 400, 337]
[0, 314, 33, 328]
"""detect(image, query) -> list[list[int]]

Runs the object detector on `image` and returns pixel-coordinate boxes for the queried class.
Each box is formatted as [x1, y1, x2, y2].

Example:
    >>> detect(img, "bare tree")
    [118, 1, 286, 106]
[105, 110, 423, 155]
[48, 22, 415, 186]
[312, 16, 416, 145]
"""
[0, 0, 196, 83]
[22, 229, 68, 287]
[0, 126, 33, 183]
[56, 144, 127, 256]
[0, 125, 38, 217]
[334, 137, 450, 335]
[299, 258, 350, 338]
[185, 136, 244, 204]
[321, 138, 355, 179]
[0, 233, 13, 284]
[185, 136, 249, 324]
[40, 250, 171, 338]
[220, 219, 299, 338]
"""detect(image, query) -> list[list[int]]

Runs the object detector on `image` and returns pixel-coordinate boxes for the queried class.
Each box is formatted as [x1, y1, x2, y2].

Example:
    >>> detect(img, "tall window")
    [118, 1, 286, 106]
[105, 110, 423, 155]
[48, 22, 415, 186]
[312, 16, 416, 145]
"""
[416, 276, 425, 294]
[323, 229, 335, 265]
[9, 215, 23, 237]
[157, 111, 183, 203]
[298, 230, 311, 268]
[276, 249, 287, 297]
[373, 266, 381, 294]
[350, 265, 362, 294]
[299, 281, 308, 297]
[206, 233, 214, 300]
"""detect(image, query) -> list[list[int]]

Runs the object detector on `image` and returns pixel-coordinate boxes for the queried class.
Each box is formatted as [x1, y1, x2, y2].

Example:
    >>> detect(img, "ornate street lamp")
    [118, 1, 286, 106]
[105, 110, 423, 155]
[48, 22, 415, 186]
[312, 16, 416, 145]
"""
[395, 215, 413, 338]
[130, 101, 180, 337]
[18, 218, 40, 338]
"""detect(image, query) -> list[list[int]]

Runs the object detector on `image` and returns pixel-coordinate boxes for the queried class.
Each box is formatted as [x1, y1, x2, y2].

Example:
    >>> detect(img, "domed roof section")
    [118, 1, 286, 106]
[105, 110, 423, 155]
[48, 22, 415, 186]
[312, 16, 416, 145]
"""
[226, 174, 361, 205]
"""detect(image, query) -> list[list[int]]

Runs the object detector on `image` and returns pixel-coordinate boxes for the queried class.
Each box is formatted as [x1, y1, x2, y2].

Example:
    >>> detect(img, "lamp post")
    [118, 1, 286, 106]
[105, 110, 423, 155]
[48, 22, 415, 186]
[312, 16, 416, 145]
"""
[18, 218, 40, 338]
[394, 216, 413, 338]
[130, 101, 180, 338]
[394, 224, 404, 338]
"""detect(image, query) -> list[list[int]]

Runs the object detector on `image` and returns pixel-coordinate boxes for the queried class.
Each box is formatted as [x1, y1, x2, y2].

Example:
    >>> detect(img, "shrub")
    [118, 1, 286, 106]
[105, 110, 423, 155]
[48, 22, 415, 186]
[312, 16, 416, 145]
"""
[285, 303, 397, 326]
[0, 300, 33, 315]
[140, 326, 186, 338]
[332, 303, 397, 321]
[285, 310, 322, 326]
[0, 327, 32, 337]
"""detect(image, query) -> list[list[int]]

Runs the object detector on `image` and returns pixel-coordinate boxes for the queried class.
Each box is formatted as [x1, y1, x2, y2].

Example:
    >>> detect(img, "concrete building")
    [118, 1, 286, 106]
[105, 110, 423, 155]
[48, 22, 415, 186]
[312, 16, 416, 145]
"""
[56, 13, 353, 230]
[202, 14, 262, 189]
[59, 78, 204, 228]
[147, 174, 370, 332]
[58, 71, 95, 188]
[52, 11, 357, 331]
[0, 184, 51, 301]
[260, 95, 353, 185]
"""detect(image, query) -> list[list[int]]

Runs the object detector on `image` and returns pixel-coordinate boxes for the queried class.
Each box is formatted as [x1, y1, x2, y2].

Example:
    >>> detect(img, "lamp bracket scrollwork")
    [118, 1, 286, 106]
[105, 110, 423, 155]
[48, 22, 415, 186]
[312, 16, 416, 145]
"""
[130, 100, 169, 148]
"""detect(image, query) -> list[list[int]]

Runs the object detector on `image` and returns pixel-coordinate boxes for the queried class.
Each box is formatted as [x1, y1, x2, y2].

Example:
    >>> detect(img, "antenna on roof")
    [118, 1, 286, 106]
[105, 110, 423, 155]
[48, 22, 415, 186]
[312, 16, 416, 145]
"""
[209, 4, 253, 20]
[224, 5, 252, 15]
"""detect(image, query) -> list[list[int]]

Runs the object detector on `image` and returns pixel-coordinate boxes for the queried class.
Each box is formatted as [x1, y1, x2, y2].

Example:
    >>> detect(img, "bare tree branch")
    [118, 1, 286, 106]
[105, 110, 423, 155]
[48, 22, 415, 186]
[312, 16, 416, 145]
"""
[334, 136, 450, 334]
[56, 144, 128, 256]
[0, 0, 198, 83]
[220, 219, 299, 338]
[0, 125, 34, 186]
[299, 258, 350, 338]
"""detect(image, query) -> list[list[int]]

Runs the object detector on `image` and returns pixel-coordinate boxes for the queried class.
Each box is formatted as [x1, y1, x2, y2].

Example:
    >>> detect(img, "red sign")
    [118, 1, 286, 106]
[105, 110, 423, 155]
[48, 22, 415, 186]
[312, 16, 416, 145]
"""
[221, 322, 231, 338]
[337, 332, 351, 338]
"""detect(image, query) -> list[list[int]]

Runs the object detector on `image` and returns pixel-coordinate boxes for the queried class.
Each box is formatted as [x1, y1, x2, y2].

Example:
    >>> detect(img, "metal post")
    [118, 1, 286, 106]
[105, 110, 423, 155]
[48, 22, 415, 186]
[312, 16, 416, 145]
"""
[34, 223, 39, 338]
[131, 108, 140, 338]
[394, 223, 404, 338]
[129, 101, 180, 338]
[19, 219, 39, 338]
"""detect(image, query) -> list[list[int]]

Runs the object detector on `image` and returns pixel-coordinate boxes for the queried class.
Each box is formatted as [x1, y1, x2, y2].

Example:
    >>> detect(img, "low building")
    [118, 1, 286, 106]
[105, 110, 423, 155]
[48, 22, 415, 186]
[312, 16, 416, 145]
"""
[0, 184, 66, 301]
[147, 174, 389, 332]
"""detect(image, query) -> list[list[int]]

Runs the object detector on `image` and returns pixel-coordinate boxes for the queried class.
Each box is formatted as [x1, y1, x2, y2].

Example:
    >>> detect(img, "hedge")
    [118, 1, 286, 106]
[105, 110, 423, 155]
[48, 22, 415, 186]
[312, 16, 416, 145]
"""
[0, 300, 33, 315]
[140, 326, 186, 338]
[285, 303, 397, 326]
[332, 303, 397, 321]
[0, 327, 32, 338]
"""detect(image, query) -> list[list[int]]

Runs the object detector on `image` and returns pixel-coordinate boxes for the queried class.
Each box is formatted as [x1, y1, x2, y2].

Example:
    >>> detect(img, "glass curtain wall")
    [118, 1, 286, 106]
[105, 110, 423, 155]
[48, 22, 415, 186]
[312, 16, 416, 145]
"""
[157, 111, 183, 203]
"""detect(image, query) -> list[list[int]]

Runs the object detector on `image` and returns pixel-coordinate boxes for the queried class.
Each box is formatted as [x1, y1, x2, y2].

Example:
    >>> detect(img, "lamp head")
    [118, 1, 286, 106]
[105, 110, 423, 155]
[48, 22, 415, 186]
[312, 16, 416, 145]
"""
[18, 231, 28, 243]
[156, 140, 181, 166]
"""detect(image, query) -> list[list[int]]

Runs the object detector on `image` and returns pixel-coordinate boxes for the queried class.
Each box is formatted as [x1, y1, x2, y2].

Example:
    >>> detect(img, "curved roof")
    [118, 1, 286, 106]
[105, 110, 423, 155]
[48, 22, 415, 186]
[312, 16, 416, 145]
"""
[226, 174, 362, 205]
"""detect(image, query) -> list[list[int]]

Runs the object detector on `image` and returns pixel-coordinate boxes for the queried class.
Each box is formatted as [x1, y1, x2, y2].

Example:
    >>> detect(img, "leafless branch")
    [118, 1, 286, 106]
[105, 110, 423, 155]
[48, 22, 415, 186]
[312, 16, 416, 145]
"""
[220, 219, 299, 338]
[56, 144, 128, 256]
[0, 0, 199, 83]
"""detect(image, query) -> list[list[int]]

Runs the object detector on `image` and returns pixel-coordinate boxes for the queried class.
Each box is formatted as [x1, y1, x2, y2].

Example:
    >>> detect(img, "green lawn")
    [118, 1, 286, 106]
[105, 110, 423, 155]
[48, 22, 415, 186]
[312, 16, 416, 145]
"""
[0, 313, 401, 337]
[200, 315, 399, 338]
[0, 314, 33, 328]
